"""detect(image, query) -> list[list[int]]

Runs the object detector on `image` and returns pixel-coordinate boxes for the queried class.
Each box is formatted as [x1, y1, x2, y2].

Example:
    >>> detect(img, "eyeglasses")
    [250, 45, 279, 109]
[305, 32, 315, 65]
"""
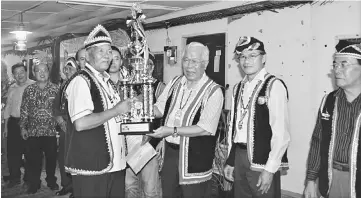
[182, 58, 204, 67]
[332, 61, 359, 70]
[238, 53, 262, 61]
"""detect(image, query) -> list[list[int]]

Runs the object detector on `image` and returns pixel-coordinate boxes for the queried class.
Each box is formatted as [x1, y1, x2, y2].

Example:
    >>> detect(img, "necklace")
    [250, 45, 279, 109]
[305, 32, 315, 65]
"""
[237, 81, 260, 130]
[174, 87, 193, 127]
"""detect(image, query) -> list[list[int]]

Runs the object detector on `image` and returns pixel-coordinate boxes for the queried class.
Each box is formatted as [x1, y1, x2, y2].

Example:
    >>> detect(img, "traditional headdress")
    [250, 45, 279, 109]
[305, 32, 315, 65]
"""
[84, 24, 112, 49]
[234, 36, 265, 54]
[65, 57, 78, 69]
[334, 40, 361, 59]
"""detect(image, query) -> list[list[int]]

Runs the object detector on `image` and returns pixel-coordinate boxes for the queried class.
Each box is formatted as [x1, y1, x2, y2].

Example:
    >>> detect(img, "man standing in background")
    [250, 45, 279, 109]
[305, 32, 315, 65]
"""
[3, 63, 34, 188]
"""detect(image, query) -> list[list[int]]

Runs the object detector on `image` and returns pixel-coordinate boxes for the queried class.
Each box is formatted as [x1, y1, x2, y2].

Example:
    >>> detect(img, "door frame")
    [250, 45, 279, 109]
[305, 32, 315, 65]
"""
[181, 32, 229, 89]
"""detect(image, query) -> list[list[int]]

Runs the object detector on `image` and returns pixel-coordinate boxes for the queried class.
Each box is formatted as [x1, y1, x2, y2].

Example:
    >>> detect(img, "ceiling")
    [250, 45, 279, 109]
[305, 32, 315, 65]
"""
[1, 1, 212, 48]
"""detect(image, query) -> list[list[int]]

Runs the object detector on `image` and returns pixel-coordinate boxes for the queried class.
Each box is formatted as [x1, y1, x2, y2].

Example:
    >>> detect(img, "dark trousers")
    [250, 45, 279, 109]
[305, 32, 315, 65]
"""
[26, 136, 58, 188]
[72, 170, 126, 198]
[7, 117, 27, 182]
[234, 145, 281, 198]
[58, 131, 72, 191]
[161, 142, 212, 198]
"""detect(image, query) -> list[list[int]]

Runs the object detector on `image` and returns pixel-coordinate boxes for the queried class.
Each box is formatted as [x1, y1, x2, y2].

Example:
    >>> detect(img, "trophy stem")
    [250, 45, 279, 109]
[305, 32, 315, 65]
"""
[148, 81, 154, 121]
[143, 79, 148, 121]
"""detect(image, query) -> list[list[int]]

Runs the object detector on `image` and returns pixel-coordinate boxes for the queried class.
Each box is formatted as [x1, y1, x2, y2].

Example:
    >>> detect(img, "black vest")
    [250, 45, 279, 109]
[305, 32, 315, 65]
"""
[318, 90, 361, 198]
[63, 70, 112, 175]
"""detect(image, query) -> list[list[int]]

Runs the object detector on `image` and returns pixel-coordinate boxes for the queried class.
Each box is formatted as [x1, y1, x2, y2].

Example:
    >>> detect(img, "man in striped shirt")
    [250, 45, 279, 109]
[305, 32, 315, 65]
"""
[304, 40, 361, 198]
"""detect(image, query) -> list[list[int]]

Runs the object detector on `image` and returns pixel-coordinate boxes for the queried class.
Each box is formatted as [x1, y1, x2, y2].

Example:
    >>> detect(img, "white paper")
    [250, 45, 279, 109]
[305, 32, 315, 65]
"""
[126, 136, 156, 174]
[214, 55, 220, 73]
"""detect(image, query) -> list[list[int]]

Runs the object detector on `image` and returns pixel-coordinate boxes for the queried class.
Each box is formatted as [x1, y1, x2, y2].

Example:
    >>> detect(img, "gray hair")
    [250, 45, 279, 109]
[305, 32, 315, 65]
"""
[182, 42, 209, 62]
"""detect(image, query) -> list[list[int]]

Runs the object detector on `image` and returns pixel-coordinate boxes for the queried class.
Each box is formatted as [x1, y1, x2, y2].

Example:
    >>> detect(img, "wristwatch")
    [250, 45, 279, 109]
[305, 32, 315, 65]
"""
[172, 127, 179, 137]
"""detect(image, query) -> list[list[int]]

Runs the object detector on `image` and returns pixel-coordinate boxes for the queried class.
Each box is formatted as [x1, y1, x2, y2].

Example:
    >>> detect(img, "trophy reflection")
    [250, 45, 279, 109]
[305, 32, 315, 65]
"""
[119, 3, 154, 135]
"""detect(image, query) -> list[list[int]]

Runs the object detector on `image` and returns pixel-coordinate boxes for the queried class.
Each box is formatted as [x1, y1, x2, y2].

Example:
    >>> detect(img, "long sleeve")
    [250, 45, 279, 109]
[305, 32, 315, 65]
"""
[3, 89, 13, 119]
[225, 85, 236, 166]
[19, 87, 30, 130]
[265, 80, 291, 173]
[305, 111, 323, 181]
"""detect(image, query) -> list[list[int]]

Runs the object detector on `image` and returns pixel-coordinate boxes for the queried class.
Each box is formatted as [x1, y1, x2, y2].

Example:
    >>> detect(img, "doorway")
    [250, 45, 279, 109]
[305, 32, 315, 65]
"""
[186, 33, 226, 88]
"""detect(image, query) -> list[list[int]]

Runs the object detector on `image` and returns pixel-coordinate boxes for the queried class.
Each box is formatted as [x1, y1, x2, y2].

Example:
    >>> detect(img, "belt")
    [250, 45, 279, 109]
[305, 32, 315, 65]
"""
[333, 161, 349, 172]
[166, 141, 180, 150]
[235, 143, 247, 150]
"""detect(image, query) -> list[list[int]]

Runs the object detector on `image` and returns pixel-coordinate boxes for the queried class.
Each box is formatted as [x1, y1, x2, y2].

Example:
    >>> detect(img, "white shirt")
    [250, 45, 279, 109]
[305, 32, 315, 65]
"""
[229, 68, 290, 173]
[65, 63, 126, 172]
[155, 73, 224, 144]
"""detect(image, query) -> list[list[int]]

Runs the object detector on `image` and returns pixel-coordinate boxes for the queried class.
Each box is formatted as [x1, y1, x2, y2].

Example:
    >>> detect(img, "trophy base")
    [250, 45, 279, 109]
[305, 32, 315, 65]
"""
[119, 122, 154, 135]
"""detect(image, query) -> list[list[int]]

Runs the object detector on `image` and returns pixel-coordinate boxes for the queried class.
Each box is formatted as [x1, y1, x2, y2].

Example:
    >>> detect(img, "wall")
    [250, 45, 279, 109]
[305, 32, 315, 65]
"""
[145, 1, 361, 194]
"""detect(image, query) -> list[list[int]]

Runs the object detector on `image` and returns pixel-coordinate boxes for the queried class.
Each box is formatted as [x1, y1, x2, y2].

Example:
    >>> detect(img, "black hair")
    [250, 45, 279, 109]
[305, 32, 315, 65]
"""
[75, 47, 86, 61]
[11, 62, 27, 74]
[111, 46, 122, 57]
[357, 59, 361, 65]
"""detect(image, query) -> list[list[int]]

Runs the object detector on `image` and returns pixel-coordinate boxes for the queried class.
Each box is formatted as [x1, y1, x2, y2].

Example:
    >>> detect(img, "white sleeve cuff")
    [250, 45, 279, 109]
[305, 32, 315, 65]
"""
[264, 159, 281, 173]
[70, 109, 92, 123]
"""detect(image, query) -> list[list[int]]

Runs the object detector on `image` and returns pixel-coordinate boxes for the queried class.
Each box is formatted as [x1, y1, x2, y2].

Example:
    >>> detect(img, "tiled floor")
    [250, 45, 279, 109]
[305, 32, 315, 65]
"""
[1, 154, 69, 198]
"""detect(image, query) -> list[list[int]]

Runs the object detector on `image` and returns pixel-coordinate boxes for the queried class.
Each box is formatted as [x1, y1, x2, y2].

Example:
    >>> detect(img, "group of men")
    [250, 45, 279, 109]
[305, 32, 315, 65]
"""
[2, 22, 360, 198]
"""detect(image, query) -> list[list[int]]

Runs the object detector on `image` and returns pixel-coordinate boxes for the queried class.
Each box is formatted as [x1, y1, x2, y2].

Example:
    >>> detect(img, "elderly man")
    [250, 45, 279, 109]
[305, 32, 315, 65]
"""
[224, 36, 290, 198]
[75, 47, 86, 69]
[149, 42, 224, 198]
[304, 41, 361, 198]
[20, 63, 59, 194]
[125, 53, 165, 198]
[53, 57, 80, 198]
[63, 24, 133, 198]
[3, 63, 34, 188]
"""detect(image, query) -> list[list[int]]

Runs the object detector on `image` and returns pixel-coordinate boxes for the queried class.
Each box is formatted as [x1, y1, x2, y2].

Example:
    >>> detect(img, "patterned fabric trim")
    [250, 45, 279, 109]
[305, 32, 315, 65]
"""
[65, 67, 114, 175]
[349, 111, 360, 198]
[179, 79, 219, 185]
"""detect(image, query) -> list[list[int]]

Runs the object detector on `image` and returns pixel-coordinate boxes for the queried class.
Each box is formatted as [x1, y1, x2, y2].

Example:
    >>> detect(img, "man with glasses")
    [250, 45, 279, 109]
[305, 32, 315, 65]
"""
[63, 25, 133, 197]
[149, 42, 224, 198]
[224, 36, 290, 198]
[304, 40, 361, 198]
[3, 63, 34, 188]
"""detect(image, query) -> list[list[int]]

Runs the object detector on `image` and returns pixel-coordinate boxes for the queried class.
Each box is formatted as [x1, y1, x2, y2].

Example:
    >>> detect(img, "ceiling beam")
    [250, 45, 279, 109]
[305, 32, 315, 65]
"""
[56, 0, 182, 11]
[1, 1, 47, 22]
[1, 9, 57, 14]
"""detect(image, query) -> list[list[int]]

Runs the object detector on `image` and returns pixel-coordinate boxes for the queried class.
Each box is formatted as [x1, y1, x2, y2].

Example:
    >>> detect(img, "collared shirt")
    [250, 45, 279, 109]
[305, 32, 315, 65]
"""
[3, 79, 35, 119]
[306, 90, 361, 181]
[155, 73, 224, 144]
[65, 63, 126, 172]
[20, 82, 59, 137]
[228, 68, 290, 173]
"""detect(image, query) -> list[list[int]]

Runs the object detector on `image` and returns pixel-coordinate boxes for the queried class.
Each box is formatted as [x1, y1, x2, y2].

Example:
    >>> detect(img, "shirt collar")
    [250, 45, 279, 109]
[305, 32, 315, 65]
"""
[243, 68, 267, 83]
[85, 63, 110, 82]
[181, 72, 208, 91]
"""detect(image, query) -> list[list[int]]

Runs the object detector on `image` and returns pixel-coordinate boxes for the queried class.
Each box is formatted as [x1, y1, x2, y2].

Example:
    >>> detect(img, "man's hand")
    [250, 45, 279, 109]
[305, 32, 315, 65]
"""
[155, 142, 163, 161]
[21, 129, 28, 140]
[223, 165, 234, 182]
[114, 98, 135, 115]
[304, 181, 319, 198]
[147, 126, 172, 138]
[3, 127, 8, 138]
[256, 170, 274, 194]
[60, 121, 67, 132]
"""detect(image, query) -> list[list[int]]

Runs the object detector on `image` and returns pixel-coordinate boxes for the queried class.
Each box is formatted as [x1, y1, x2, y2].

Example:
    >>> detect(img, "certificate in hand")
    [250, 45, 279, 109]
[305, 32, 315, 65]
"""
[126, 136, 157, 174]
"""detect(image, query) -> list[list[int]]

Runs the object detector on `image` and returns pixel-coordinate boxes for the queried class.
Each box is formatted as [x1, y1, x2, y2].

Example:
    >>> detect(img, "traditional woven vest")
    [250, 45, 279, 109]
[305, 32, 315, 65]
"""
[163, 76, 222, 184]
[62, 68, 116, 175]
[228, 74, 289, 171]
[318, 90, 361, 198]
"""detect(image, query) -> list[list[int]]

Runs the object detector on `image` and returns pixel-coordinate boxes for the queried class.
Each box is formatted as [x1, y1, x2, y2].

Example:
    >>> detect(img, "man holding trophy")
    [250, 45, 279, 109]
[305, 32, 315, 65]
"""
[63, 24, 134, 198]
[149, 42, 224, 198]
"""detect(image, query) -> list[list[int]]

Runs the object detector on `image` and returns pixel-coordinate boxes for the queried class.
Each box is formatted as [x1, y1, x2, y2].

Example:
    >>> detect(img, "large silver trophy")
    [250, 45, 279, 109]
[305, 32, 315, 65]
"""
[119, 4, 155, 135]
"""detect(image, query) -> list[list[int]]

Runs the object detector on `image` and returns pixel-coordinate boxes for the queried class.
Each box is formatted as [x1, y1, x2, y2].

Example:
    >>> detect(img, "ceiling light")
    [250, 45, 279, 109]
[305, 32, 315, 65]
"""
[10, 13, 32, 51]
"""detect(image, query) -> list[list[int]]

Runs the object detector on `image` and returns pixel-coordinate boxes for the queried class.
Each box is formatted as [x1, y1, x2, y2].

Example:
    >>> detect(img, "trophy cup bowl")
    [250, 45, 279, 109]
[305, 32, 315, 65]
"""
[119, 54, 155, 135]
